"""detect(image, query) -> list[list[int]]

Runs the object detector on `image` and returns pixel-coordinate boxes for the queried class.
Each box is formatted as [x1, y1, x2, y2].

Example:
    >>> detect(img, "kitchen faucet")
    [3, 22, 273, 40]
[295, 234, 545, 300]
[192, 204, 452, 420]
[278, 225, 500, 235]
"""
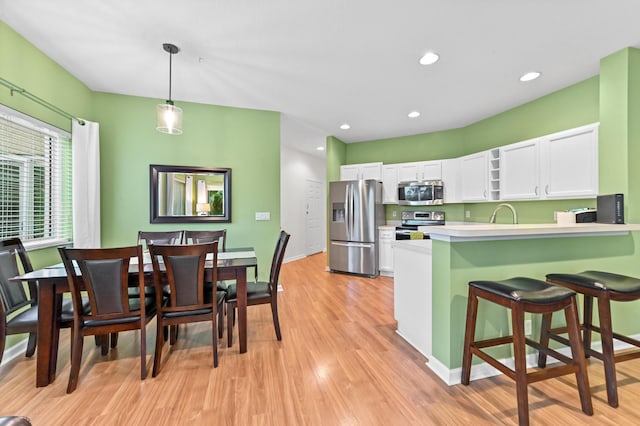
[489, 203, 518, 224]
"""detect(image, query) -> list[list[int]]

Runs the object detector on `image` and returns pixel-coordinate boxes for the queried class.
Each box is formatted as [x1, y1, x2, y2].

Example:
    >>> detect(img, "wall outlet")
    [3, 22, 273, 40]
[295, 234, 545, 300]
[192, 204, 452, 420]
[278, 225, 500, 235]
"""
[255, 212, 270, 221]
[465, 210, 471, 219]
[392, 210, 397, 217]
[524, 319, 532, 336]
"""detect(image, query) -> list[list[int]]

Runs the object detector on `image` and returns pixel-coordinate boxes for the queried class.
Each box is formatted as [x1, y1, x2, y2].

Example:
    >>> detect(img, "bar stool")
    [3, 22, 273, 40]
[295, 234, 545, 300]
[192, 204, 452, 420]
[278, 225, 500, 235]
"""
[461, 277, 593, 426]
[542, 271, 640, 408]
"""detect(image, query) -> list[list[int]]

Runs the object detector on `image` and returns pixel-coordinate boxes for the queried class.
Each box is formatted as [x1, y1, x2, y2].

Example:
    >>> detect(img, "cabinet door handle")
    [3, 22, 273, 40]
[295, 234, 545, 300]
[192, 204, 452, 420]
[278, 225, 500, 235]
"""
[535, 186, 538, 196]
[545, 185, 549, 195]
[484, 190, 487, 198]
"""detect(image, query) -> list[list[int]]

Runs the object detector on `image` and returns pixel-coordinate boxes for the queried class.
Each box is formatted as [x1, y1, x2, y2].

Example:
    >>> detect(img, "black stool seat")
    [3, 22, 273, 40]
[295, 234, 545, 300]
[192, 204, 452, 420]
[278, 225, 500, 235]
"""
[462, 276, 592, 425]
[547, 271, 640, 293]
[470, 277, 575, 304]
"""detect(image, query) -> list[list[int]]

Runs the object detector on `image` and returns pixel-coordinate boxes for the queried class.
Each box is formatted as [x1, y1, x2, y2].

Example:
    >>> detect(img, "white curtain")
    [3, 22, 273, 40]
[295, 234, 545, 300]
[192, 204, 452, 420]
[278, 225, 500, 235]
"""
[72, 119, 101, 248]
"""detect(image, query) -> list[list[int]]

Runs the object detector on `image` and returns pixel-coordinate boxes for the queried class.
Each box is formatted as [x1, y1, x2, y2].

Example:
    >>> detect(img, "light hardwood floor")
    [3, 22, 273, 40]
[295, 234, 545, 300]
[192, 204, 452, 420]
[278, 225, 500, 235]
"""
[1, 252, 640, 425]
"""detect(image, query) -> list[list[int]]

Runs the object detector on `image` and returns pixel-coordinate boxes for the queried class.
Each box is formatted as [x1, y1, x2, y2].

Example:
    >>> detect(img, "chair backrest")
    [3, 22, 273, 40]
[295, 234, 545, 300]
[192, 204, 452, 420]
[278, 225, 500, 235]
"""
[149, 242, 218, 310]
[184, 230, 226, 251]
[0, 238, 35, 315]
[137, 231, 184, 250]
[268, 231, 290, 291]
[58, 246, 146, 321]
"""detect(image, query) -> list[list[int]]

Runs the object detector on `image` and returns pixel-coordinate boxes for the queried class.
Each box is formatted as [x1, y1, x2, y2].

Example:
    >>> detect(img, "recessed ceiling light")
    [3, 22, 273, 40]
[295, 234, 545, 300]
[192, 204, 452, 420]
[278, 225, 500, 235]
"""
[408, 111, 421, 118]
[316, 146, 325, 151]
[520, 71, 541, 82]
[419, 52, 440, 65]
[340, 123, 350, 130]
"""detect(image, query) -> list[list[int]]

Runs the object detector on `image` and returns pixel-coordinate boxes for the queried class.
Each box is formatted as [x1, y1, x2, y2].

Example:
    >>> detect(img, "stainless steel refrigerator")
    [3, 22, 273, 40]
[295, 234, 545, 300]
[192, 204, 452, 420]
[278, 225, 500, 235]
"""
[329, 179, 384, 277]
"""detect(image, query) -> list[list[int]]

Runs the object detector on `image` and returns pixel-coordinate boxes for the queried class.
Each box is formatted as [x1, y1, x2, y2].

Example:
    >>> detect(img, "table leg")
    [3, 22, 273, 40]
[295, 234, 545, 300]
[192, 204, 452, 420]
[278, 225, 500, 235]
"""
[36, 282, 56, 387]
[237, 268, 247, 354]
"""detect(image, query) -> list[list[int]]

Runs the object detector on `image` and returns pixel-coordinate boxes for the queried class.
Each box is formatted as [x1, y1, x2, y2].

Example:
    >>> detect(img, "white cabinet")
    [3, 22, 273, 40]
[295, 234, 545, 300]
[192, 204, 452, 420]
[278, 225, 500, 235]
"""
[441, 158, 461, 204]
[500, 138, 541, 200]
[460, 151, 491, 202]
[340, 162, 383, 181]
[382, 165, 399, 204]
[541, 123, 599, 199]
[500, 123, 599, 201]
[378, 227, 395, 276]
[397, 160, 442, 182]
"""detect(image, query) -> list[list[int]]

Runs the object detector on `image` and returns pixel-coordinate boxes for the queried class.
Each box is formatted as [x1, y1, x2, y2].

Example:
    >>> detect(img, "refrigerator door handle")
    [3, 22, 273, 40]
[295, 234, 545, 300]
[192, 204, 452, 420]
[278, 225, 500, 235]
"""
[332, 241, 374, 248]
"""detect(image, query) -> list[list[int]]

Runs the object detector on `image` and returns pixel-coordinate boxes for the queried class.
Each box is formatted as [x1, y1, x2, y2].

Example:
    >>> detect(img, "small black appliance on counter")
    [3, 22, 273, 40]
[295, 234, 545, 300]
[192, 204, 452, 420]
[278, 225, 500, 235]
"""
[597, 193, 624, 224]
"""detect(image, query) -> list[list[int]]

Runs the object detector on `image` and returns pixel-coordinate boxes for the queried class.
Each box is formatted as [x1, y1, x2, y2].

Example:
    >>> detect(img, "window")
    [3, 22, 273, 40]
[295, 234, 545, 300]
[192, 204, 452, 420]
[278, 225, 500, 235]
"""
[0, 104, 72, 248]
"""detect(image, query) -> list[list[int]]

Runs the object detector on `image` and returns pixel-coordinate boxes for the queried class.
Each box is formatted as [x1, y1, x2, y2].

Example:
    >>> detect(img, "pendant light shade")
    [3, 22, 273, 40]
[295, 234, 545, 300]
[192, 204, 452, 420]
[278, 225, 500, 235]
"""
[156, 43, 183, 135]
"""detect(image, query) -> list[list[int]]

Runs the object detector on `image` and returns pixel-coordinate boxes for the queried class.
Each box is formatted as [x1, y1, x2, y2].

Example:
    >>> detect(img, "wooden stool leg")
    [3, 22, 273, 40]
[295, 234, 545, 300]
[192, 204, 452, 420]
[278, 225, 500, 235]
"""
[583, 295, 593, 358]
[461, 288, 479, 385]
[537, 312, 552, 368]
[564, 297, 593, 415]
[597, 293, 619, 408]
[511, 303, 529, 426]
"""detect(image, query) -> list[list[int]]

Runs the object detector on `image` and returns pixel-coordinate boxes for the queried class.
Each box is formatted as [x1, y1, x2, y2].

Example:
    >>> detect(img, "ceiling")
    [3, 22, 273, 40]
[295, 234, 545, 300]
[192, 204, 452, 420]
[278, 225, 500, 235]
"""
[2, 0, 640, 156]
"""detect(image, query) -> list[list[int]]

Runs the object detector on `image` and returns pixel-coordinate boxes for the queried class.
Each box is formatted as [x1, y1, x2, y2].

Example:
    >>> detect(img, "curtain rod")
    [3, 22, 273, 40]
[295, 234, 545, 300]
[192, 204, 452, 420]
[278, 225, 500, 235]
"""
[0, 77, 85, 125]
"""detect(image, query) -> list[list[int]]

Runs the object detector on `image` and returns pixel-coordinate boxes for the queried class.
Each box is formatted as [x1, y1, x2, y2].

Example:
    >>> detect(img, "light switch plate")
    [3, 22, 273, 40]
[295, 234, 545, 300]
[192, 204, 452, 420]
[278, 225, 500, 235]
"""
[255, 212, 270, 221]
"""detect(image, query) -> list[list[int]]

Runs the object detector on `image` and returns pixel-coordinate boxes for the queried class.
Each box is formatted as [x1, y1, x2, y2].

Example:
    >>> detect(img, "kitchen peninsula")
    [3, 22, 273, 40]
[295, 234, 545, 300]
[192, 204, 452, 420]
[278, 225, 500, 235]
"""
[392, 222, 640, 385]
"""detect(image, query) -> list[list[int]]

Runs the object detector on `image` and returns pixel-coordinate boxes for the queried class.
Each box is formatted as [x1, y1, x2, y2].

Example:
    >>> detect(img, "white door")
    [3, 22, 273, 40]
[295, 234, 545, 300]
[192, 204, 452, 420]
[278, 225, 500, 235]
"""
[305, 179, 323, 255]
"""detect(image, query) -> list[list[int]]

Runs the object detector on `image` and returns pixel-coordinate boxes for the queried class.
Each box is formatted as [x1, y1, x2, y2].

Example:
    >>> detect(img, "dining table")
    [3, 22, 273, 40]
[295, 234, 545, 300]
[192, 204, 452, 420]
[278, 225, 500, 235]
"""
[10, 247, 258, 387]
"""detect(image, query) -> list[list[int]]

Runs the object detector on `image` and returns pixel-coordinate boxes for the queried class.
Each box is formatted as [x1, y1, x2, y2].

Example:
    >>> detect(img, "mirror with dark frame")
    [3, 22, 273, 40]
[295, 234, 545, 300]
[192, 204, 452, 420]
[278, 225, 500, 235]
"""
[150, 164, 231, 223]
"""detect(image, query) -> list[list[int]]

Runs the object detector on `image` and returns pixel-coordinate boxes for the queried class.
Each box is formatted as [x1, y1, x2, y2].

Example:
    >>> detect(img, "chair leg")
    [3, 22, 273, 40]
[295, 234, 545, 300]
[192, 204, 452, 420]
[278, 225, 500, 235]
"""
[170, 325, 179, 346]
[537, 312, 552, 368]
[25, 332, 37, 357]
[212, 313, 218, 368]
[218, 307, 224, 339]
[110, 332, 118, 349]
[597, 294, 618, 408]
[153, 319, 165, 378]
[461, 289, 479, 385]
[564, 298, 593, 415]
[583, 295, 593, 358]
[0, 332, 6, 366]
[140, 323, 147, 379]
[271, 299, 282, 341]
[511, 304, 529, 426]
[99, 335, 109, 356]
[227, 302, 235, 348]
[67, 327, 84, 393]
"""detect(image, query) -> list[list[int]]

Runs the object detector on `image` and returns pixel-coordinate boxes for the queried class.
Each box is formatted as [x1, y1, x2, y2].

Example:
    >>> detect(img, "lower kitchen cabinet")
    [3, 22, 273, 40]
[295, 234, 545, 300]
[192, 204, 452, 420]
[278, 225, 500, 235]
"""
[378, 227, 394, 276]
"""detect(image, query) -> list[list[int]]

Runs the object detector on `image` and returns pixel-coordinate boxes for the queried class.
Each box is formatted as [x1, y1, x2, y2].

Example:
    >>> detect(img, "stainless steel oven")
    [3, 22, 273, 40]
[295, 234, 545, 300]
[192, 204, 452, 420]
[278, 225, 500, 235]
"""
[395, 211, 445, 240]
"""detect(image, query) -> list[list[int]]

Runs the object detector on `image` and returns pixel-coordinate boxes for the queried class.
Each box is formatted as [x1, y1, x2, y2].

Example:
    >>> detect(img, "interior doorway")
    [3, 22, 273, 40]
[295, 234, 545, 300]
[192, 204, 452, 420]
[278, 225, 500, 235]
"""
[305, 179, 323, 255]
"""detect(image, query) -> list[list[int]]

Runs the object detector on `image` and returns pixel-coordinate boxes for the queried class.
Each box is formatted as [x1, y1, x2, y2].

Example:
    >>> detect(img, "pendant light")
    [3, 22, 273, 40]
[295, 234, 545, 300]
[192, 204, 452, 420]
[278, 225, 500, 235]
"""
[156, 43, 183, 135]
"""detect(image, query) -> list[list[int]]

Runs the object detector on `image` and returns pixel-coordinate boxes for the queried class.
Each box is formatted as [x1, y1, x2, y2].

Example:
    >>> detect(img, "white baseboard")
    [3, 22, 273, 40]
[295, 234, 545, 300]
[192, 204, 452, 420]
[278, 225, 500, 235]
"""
[427, 333, 640, 386]
[0, 338, 28, 367]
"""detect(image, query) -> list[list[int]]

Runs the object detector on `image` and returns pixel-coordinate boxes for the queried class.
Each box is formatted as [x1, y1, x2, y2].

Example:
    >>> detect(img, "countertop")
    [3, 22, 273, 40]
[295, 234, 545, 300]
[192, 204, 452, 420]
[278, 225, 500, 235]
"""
[423, 222, 640, 242]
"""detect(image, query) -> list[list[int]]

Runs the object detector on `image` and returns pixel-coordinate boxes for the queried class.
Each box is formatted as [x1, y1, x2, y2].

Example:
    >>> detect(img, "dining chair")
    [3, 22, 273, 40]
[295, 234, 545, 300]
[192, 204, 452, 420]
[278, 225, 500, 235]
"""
[137, 230, 185, 248]
[148, 242, 225, 376]
[184, 230, 228, 338]
[225, 230, 290, 347]
[184, 229, 226, 250]
[58, 245, 155, 393]
[0, 238, 78, 365]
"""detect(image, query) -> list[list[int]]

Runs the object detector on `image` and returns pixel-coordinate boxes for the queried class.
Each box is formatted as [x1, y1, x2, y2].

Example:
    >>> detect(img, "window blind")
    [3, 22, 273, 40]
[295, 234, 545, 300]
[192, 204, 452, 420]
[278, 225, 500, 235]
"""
[0, 104, 72, 247]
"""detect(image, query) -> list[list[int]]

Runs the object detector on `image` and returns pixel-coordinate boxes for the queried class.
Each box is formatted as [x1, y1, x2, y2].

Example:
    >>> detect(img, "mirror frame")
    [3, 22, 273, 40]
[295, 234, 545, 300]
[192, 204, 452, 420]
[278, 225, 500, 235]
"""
[149, 164, 232, 223]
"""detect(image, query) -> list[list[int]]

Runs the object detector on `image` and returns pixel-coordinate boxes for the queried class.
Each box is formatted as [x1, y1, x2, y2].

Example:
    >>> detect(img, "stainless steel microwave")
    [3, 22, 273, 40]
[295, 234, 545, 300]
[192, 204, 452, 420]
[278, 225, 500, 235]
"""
[398, 180, 444, 205]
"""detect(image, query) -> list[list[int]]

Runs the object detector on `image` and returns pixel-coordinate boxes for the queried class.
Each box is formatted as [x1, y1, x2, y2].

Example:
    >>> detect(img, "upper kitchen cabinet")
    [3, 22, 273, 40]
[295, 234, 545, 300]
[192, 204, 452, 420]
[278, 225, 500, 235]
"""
[500, 123, 599, 200]
[441, 158, 461, 204]
[340, 162, 383, 181]
[541, 123, 599, 199]
[396, 160, 442, 182]
[460, 150, 499, 202]
[500, 138, 541, 200]
[382, 164, 399, 204]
